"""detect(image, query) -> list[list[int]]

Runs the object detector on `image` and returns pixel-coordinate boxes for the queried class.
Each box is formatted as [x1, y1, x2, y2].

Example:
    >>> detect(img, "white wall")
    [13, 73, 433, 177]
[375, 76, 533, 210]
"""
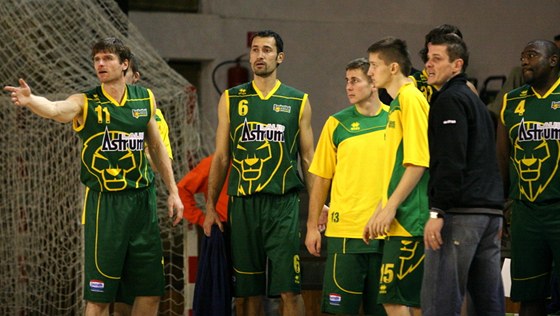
[129, 0, 559, 138]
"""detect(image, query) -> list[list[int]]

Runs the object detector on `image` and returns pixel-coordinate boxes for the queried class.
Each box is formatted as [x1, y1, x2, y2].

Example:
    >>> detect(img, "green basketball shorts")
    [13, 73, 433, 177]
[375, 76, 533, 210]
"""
[228, 192, 301, 297]
[82, 185, 164, 303]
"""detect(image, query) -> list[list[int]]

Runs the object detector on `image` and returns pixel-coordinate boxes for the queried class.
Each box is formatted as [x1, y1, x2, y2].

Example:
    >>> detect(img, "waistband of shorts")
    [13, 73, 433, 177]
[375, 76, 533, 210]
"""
[88, 181, 154, 196]
[232, 190, 300, 199]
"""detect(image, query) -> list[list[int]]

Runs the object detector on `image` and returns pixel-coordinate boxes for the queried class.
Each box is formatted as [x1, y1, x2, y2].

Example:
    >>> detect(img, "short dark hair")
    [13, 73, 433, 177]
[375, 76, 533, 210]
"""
[346, 57, 371, 82]
[251, 30, 284, 53]
[367, 37, 411, 76]
[419, 24, 463, 63]
[429, 33, 470, 72]
[554, 34, 560, 42]
[91, 37, 131, 63]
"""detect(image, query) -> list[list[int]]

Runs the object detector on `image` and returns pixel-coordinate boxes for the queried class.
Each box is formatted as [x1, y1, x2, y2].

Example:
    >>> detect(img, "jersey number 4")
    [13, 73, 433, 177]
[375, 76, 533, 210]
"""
[514, 100, 525, 116]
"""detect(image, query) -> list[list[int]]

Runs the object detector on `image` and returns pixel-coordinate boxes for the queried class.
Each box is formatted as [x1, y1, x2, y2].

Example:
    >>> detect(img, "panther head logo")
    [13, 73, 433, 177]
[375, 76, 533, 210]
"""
[231, 120, 284, 195]
[511, 120, 560, 201]
[83, 129, 144, 191]
[91, 147, 137, 191]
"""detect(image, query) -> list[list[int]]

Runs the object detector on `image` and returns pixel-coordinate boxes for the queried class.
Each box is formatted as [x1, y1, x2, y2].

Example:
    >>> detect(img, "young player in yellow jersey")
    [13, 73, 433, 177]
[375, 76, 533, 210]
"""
[306, 58, 388, 315]
[363, 37, 430, 316]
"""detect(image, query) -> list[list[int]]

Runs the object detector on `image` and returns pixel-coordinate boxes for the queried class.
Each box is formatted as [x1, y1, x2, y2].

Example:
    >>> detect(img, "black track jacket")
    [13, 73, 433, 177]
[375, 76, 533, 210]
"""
[428, 73, 504, 214]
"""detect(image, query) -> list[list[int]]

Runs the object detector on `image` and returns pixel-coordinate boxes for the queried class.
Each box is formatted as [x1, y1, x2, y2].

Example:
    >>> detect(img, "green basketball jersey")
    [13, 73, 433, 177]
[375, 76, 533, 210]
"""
[501, 78, 560, 203]
[73, 84, 154, 192]
[410, 69, 436, 104]
[227, 80, 307, 196]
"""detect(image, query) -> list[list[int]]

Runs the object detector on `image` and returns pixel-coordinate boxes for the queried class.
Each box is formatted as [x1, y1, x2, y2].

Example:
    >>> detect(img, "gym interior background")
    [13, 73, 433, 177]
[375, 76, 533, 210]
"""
[2, 0, 557, 314]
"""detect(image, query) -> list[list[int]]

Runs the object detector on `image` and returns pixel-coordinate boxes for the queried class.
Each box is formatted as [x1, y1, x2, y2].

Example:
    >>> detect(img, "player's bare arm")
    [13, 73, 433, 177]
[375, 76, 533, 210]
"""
[369, 165, 426, 237]
[298, 98, 315, 193]
[203, 92, 231, 236]
[305, 176, 330, 257]
[362, 201, 382, 243]
[4, 78, 83, 123]
[146, 108, 183, 226]
[317, 204, 329, 233]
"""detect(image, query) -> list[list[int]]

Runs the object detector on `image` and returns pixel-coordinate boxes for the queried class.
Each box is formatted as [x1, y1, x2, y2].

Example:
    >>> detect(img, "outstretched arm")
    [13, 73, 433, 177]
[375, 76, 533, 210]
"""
[4, 79, 83, 123]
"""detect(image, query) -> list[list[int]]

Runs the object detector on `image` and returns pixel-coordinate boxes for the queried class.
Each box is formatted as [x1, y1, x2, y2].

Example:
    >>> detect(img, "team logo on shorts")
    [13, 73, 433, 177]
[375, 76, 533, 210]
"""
[89, 279, 105, 292]
[329, 293, 342, 305]
[379, 284, 388, 294]
[397, 239, 424, 279]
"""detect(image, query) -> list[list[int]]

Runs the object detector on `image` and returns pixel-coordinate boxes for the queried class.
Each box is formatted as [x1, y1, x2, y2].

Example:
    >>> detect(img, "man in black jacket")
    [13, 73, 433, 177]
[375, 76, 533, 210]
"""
[421, 33, 505, 316]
